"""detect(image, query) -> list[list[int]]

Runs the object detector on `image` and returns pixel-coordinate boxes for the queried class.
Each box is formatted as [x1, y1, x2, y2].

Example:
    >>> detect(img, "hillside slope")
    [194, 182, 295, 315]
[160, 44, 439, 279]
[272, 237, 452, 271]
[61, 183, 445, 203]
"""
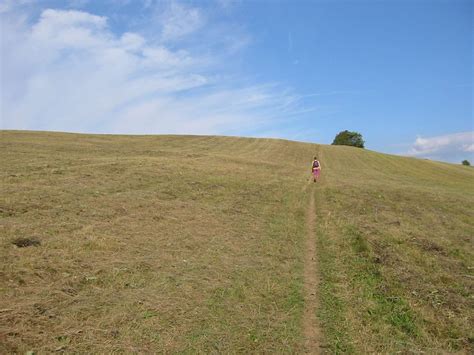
[1, 131, 473, 353]
[315, 145, 473, 352]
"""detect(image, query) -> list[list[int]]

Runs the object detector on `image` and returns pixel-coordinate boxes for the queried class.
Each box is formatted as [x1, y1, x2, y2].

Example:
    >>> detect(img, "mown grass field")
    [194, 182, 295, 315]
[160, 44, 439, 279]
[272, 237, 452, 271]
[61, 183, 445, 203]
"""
[1, 131, 473, 353]
[315, 146, 473, 353]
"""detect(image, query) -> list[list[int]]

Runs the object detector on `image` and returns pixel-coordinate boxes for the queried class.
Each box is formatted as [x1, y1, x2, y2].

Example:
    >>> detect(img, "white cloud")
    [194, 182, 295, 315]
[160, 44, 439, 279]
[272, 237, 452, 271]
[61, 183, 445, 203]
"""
[0, 6, 305, 135]
[31, 9, 108, 48]
[463, 143, 474, 152]
[109, 85, 294, 134]
[406, 132, 474, 161]
[160, 3, 204, 41]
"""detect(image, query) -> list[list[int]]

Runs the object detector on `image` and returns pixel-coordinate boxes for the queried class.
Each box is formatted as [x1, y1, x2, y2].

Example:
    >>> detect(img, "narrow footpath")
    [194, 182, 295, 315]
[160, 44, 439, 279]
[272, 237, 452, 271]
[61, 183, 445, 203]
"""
[303, 188, 321, 353]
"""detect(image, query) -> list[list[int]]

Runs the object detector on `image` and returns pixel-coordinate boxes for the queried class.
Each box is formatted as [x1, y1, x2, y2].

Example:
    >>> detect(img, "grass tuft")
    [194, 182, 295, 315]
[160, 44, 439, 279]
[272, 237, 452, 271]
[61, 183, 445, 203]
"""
[11, 237, 41, 248]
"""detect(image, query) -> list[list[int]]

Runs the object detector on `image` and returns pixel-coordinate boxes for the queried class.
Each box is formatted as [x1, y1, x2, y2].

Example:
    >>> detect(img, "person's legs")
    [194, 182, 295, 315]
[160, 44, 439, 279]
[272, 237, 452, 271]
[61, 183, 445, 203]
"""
[315, 169, 320, 182]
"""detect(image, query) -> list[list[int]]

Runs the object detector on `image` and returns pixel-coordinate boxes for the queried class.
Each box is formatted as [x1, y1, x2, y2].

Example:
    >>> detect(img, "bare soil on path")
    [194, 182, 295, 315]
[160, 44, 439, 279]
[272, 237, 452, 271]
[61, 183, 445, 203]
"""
[303, 186, 321, 353]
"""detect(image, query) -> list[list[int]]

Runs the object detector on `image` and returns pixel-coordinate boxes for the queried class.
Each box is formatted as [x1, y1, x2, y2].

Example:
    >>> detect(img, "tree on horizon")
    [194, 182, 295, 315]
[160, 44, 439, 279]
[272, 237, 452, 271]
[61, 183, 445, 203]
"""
[332, 130, 365, 148]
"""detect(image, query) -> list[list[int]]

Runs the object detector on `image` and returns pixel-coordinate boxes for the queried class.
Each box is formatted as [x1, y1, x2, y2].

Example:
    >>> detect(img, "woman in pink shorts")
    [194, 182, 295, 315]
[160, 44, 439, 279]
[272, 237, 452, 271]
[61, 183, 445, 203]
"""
[311, 157, 321, 182]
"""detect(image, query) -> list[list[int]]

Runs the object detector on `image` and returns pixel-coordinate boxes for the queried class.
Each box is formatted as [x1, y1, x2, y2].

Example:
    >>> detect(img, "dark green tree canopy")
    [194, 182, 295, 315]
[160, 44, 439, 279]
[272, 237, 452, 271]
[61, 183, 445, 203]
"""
[462, 160, 470, 166]
[332, 130, 365, 148]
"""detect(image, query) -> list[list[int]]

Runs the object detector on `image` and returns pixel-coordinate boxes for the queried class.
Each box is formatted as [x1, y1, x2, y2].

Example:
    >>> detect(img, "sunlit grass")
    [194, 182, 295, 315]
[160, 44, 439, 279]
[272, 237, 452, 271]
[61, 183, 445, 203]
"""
[1, 131, 472, 353]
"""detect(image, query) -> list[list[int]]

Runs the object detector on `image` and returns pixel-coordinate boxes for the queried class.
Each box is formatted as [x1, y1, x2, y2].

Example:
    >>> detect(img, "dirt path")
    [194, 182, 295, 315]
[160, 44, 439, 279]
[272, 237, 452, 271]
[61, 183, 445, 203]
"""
[303, 188, 321, 353]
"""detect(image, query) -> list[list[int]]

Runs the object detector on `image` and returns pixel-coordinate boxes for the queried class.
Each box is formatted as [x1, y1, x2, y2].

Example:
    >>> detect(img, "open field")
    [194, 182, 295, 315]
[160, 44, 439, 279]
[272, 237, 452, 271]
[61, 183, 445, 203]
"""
[1, 131, 473, 353]
[315, 146, 473, 353]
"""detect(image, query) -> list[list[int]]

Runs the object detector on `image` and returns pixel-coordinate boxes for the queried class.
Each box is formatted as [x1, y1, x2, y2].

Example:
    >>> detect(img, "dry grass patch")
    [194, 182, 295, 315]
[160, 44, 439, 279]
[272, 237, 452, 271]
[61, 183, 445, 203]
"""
[1, 131, 472, 353]
[1, 131, 314, 353]
[315, 145, 474, 353]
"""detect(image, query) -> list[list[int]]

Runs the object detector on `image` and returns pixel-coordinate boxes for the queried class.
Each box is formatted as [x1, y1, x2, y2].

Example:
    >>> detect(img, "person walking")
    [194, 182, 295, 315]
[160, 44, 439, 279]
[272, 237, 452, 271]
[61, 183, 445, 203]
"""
[311, 157, 321, 182]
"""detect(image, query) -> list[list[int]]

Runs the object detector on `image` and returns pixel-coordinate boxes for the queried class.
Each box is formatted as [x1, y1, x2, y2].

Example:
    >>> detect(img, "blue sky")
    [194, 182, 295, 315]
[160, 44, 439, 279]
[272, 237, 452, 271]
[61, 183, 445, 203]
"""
[1, 0, 472, 162]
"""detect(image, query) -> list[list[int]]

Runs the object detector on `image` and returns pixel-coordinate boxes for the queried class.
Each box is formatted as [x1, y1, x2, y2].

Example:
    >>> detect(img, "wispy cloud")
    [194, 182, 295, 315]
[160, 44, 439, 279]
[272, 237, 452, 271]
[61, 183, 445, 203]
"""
[0, 1, 309, 135]
[160, 2, 205, 41]
[406, 132, 474, 162]
[0, 0, 35, 14]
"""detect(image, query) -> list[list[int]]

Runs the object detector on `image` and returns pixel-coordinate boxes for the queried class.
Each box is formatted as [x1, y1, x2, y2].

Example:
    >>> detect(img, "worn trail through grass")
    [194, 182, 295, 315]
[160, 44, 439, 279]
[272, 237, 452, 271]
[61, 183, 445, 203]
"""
[303, 185, 321, 353]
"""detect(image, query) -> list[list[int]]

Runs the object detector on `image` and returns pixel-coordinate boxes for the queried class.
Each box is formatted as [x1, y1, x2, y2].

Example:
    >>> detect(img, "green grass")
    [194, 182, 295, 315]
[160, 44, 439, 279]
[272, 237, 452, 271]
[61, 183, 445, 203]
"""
[315, 145, 473, 353]
[1, 130, 473, 353]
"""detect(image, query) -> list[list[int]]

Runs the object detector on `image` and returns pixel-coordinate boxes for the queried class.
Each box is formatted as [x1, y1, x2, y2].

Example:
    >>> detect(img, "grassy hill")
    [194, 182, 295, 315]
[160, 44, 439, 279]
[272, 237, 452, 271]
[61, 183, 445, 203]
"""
[1, 131, 473, 353]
